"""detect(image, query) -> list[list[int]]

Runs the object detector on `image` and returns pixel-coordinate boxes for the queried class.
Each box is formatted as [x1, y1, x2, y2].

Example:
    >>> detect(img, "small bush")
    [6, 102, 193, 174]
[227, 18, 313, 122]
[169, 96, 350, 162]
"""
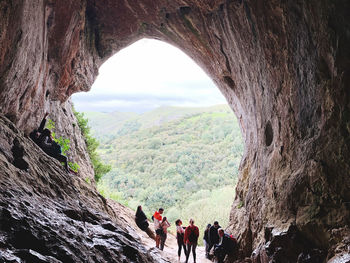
[73, 108, 111, 182]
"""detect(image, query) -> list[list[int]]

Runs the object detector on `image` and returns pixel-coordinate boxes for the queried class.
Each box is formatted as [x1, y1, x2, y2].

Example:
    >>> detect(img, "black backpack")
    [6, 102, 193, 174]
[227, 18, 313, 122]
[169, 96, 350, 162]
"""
[188, 229, 197, 242]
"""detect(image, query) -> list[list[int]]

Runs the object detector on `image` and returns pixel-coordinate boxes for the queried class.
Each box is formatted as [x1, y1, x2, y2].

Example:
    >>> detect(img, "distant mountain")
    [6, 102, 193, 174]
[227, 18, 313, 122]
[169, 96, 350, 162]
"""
[84, 104, 234, 139]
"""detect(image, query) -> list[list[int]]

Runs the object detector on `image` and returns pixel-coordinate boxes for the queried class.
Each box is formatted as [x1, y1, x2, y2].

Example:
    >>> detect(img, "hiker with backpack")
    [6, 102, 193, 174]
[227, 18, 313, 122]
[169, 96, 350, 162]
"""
[184, 218, 199, 263]
[214, 228, 237, 263]
[203, 223, 211, 259]
[159, 217, 170, 251]
[175, 219, 187, 261]
[153, 208, 164, 248]
[208, 221, 221, 255]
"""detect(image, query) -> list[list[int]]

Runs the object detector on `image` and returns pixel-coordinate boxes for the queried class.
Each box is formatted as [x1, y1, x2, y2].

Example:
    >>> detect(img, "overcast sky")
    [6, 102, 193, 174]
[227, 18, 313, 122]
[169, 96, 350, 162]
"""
[71, 39, 227, 113]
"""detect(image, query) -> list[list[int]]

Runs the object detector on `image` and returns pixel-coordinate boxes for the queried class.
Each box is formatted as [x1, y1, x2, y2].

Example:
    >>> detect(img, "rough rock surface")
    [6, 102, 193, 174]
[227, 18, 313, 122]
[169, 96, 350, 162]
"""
[48, 99, 95, 182]
[0, 115, 168, 263]
[0, 0, 349, 262]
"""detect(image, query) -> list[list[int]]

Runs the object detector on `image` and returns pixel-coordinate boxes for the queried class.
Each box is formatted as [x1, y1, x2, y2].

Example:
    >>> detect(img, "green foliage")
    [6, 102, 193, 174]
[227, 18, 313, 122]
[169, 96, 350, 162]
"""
[55, 137, 70, 156]
[46, 119, 56, 133]
[73, 108, 111, 182]
[86, 105, 243, 242]
[85, 177, 91, 184]
[69, 162, 80, 173]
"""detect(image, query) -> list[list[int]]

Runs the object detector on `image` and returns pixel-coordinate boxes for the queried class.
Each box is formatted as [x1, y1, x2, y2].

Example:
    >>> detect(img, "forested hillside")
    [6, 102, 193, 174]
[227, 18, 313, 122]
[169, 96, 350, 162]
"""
[84, 105, 244, 241]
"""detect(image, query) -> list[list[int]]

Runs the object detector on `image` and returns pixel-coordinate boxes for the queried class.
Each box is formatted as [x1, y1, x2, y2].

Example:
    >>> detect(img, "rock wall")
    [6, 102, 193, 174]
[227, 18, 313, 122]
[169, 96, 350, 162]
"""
[0, 0, 349, 262]
[48, 99, 95, 182]
[0, 115, 168, 263]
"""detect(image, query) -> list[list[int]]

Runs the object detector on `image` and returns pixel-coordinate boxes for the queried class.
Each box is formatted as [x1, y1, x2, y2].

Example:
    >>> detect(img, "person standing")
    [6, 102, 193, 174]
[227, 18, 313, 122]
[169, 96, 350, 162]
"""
[153, 208, 164, 248]
[159, 217, 170, 251]
[203, 223, 211, 258]
[176, 219, 187, 261]
[208, 221, 221, 254]
[184, 218, 199, 263]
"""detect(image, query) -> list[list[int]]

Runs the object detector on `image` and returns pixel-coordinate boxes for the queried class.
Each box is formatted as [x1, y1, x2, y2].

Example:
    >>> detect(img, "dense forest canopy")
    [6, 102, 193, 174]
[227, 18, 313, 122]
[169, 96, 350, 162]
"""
[84, 105, 244, 242]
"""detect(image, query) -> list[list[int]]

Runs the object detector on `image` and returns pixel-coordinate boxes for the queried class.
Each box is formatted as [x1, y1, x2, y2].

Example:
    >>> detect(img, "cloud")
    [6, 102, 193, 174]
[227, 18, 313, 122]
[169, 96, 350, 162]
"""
[72, 39, 227, 112]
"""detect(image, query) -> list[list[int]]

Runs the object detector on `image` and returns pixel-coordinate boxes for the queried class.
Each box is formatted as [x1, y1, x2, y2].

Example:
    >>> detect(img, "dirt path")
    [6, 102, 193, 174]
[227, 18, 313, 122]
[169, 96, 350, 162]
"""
[137, 225, 211, 263]
[108, 200, 212, 262]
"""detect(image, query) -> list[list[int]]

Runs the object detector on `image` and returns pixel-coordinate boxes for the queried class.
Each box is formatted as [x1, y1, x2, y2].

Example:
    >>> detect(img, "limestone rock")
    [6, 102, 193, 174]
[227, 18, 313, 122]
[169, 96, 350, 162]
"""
[0, 0, 349, 261]
[0, 115, 165, 263]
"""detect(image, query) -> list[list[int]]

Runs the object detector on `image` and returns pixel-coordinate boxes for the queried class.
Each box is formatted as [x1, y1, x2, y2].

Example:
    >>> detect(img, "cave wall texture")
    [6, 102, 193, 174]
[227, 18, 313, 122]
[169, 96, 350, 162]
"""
[0, 0, 349, 262]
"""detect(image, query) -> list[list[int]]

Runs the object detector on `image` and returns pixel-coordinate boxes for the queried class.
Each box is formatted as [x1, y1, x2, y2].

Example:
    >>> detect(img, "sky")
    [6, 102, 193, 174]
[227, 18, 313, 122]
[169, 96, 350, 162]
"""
[71, 39, 227, 113]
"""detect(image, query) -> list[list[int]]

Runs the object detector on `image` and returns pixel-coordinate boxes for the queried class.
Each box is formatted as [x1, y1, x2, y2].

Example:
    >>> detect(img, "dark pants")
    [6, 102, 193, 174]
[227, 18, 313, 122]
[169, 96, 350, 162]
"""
[204, 240, 210, 257]
[185, 242, 197, 263]
[208, 243, 214, 255]
[178, 242, 187, 257]
[47, 151, 69, 170]
[214, 246, 227, 263]
[177, 234, 187, 257]
[160, 233, 167, 251]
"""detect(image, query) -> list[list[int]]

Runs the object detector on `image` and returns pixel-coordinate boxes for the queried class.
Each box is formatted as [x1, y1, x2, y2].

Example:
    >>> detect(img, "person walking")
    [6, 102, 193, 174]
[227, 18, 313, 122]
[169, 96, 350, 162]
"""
[159, 217, 170, 251]
[184, 218, 199, 263]
[175, 219, 187, 261]
[153, 208, 164, 248]
[208, 221, 221, 254]
[203, 223, 211, 259]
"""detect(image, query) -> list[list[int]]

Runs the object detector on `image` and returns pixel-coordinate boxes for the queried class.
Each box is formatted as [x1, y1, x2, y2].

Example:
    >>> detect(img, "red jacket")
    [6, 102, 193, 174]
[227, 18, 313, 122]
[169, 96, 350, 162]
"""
[184, 225, 199, 244]
[153, 211, 162, 221]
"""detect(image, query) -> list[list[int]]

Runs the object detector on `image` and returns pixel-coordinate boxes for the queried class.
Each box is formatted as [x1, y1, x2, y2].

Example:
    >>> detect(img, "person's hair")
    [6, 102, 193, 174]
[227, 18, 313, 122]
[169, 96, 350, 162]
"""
[42, 129, 51, 137]
[175, 219, 182, 226]
[162, 217, 167, 222]
[189, 218, 194, 224]
[218, 228, 224, 233]
[159, 208, 164, 211]
[214, 221, 219, 225]
[207, 224, 212, 229]
[136, 205, 142, 215]
[13, 138, 20, 146]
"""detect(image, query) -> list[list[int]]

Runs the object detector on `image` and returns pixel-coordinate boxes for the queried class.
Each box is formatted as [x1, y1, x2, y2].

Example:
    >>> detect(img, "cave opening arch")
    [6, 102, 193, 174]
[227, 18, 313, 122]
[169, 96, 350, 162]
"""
[72, 38, 245, 237]
[0, 0, 348, 261]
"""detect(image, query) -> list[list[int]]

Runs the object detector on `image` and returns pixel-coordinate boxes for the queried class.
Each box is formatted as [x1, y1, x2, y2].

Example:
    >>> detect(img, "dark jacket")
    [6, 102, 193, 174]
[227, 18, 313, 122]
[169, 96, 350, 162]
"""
[209, 225, 221, 245]
[30, 116, 47, 144]
[135, 209, 149, 231]
[216, 234, 234, 252]
[204, 228, 210, 242]
[39, 136, 61, 157]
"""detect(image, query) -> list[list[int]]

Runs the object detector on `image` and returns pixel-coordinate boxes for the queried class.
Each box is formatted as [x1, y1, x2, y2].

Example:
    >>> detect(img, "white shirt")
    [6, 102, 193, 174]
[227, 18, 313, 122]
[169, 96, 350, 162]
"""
[176, 225, 184, 234]
[154, 218, 161, 229]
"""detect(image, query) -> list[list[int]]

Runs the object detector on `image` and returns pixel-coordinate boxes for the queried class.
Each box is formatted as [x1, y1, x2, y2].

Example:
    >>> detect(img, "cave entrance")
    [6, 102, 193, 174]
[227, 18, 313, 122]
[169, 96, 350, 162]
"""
[72, 38, 243, 240]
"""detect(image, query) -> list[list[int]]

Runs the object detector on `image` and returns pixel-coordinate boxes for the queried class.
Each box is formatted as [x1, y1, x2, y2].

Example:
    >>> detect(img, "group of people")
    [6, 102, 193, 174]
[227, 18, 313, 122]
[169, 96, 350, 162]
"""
[29, 113, 74, 173]
[203, 221, 236, 262]
[135, 207, 236, 263]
